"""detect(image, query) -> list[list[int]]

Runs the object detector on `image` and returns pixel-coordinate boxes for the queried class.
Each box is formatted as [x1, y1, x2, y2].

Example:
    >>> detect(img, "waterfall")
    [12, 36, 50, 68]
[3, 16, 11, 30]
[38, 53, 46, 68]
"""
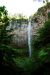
[28, 19, 32, 57]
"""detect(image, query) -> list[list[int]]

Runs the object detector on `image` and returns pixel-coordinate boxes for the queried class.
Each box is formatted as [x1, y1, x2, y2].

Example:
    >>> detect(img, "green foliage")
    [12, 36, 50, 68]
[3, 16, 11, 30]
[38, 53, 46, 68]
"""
[38, 48, 48, 62]
[33, 20, 50, 50]
[0, 44, 17, 63]
[0, 6, 15, 74]
[48, 12, 50, 19]
[0, 6, 8, 22]
[0, 6, 11, 45]
[32, 20, 50, 63]
[0, 44, 24, 75]
[0, 44, 39, 75]
[14, 57, 39, 74]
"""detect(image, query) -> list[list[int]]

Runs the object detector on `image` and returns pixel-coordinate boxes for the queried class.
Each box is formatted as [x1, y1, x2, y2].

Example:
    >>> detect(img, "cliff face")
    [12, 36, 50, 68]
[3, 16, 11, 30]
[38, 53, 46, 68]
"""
[7, 3, 50, 48]
[32, 2, 50, 27]
[7, 19, 28, 48]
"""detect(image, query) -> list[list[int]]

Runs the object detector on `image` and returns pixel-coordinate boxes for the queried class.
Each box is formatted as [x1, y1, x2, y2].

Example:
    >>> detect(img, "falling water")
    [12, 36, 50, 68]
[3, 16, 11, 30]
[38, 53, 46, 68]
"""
[28, 19, 32, 57]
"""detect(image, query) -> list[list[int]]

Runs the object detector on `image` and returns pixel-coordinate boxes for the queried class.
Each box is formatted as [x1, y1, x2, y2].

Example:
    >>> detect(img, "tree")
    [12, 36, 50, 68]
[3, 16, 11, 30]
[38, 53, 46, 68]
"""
[33, 20, 50, 50]
[33, 20, 50, 62]
[0, 6, 16, 74]
[0, 6, 11, 44]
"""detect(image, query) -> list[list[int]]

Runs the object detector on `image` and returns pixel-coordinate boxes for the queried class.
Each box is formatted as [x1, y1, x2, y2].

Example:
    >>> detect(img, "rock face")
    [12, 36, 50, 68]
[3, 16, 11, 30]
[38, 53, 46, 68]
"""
[7, 19, 28, 48]
[7, 3, 50, 48]
[10, 25, 28, 48]
[32, 3, 50, 27]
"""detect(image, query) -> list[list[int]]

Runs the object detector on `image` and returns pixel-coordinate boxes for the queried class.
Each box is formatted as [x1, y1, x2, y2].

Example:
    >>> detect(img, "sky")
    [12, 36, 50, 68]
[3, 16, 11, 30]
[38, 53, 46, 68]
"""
[0, 0, 46, 17]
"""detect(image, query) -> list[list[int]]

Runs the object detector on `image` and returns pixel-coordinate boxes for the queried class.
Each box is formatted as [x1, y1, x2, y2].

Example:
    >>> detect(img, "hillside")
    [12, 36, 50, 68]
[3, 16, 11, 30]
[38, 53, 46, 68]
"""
[32, 2, 50, 27]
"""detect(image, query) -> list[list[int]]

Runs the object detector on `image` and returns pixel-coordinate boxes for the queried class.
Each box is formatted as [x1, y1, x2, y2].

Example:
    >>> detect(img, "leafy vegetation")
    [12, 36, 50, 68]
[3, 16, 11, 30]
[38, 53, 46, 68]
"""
[33, 20, 50, 63]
